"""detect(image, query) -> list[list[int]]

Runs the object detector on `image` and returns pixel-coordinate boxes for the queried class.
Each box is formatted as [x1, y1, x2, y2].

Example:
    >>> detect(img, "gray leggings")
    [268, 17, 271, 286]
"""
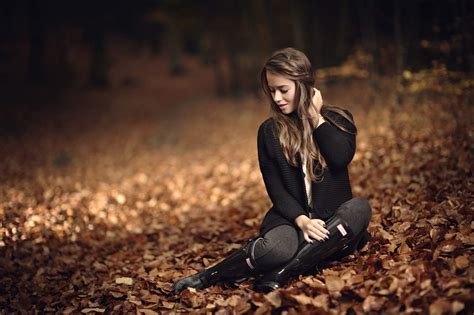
[252, 197, 372, 271]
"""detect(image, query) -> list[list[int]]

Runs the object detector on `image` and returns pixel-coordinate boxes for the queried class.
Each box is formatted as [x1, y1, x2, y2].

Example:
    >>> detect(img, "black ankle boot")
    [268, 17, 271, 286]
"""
[170, 236, 262, 295]
[253, 215, 356, 293]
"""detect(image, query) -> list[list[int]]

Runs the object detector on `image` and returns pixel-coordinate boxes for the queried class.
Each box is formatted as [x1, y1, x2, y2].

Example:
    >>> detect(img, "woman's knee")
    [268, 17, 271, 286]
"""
[336, 197, 372, 231]
[352, 197, 372, 219]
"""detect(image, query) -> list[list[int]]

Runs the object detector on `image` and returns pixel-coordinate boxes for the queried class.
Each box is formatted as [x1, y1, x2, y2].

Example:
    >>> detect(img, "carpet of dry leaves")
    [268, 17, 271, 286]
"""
[0, 54, 472, 314]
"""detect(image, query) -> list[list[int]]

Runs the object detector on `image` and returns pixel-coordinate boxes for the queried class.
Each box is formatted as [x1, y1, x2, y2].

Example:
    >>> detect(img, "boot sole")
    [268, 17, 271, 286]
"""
[254, 281, 281, 293]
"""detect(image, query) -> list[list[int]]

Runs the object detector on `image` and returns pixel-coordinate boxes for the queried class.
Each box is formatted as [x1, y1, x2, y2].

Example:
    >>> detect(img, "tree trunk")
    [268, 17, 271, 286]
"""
[357, 0, 379, 94]
[166, 17, 184, 75]
[290, 0, 305, 52]
[308, 0, 323, 69]
[406, 0, 421, 71]
[227, 40, 241, 97]
[461, 0, 473, 74]
[28, 0, 45, 83]
[393, 0, 404, 105]
[336, 0, 349, 64]
[88, 20, 108, 87]
[252, 0, 272, 58]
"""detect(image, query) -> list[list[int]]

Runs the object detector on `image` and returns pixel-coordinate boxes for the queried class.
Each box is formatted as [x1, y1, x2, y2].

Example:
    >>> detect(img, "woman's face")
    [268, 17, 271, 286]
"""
[266, 70, 297, 115]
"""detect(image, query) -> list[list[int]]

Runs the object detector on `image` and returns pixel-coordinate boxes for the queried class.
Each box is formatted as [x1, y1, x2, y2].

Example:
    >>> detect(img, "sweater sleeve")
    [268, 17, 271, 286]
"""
[258, 122, 307, 223]
[312, 109, 356, 170]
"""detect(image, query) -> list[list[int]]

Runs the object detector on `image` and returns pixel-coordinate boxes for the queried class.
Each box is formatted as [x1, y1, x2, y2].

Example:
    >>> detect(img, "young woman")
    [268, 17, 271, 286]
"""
[171, 47, 372, 295]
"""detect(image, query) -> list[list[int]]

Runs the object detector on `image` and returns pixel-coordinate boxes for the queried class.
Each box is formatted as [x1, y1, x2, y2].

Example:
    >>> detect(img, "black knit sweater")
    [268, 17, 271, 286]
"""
[257, 108, 356, 237]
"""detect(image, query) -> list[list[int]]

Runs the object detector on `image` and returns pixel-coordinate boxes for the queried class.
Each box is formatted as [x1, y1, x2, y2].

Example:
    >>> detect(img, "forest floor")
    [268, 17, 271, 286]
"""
[0, 52, 473, 314]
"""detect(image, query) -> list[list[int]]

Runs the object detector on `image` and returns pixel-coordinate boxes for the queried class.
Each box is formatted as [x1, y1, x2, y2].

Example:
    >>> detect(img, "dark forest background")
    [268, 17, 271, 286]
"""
[0, 0, 472, 94]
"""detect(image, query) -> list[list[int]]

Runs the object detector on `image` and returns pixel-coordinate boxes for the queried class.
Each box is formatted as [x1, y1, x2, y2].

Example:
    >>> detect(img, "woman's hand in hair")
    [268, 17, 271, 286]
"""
[309, 88, 324, 128]
[312, 87, 323, 113]
[295, 215, 330, 243]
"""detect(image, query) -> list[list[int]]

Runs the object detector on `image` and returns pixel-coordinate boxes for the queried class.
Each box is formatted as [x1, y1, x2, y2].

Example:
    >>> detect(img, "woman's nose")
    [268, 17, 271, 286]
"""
[273, 91, 282, 102]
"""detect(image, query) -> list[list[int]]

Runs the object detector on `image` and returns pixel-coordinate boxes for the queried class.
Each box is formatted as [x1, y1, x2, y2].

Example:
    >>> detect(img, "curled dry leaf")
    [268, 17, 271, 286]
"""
[420, 279, 432, 290]
[430, 228, 441, 242]
[93, 261, 108, 273]
[313, 294, 329, 311]
[397, 241, 411, 254]
[451, 300, 465, 313]
[225, 295, 241, 308]
[81, 308, 106, 313]
[454, 255, 469, 269]
[290, 293, 313, 305]
[362, 295, 385, 312]
[439, 239, 462, 254]
[148, 268, 159, 278]
[115, 277, 133, 285]
[301, 277, 326, 289]
[137, 309, 159, 315]
[349, 274, 364, 285]
[264, 290, 281, 308]
[235, 299, 251, 314]
[161, 301, 175, 309]
[109, 291, 124, 298]
[325, 275, 344, 292]
[142, 294, 160, 303]
[398, 221, 412, 233]
[388, 276, 399, 293]
[429, 298, 452, 315]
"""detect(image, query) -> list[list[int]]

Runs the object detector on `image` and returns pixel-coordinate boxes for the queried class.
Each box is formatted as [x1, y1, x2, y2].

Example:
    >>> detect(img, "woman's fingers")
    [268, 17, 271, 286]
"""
[307, 228, 327, 241]
[304, 218, 330, 243]
[312, 88, 323, 113]
[314, 219, 325, 226]
[303, 232, 314, 243]
[310, 220, 330, 236]
[308, 231, 325, 242]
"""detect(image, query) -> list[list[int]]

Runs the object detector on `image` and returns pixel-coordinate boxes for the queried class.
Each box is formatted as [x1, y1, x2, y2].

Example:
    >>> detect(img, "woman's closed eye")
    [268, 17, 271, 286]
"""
[270, 89, 288, 94]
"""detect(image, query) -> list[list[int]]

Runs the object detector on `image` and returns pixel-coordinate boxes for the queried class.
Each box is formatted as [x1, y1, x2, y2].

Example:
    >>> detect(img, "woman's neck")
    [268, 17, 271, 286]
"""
[288, 111, 300, 122]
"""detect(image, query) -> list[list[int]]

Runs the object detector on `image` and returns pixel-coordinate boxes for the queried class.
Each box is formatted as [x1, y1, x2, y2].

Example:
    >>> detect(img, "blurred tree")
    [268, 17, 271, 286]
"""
[252, 0, 273, 58]
[393, 0, 404, 104]
[87, 20, 108, 87]
[460, 0, 473, 74]
[167, 17, 184, 75]
[28, 0, 45, 82]
[308, 0, 323, 69]
[84, 1, 109, 88]
[357, 0, 380, 92]
[290, 0, 306, 53]
[335, 0, 350, 64]
[405, 0, 421, 72]
[161, 0, 187, 75]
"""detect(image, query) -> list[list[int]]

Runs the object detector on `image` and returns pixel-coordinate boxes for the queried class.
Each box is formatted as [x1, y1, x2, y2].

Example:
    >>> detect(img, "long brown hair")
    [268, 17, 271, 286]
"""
[260, 47, 356, 182]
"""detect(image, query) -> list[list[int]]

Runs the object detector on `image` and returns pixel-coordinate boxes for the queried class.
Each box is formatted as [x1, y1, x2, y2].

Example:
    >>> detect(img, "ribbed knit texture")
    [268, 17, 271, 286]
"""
[257, 108, 356, 236]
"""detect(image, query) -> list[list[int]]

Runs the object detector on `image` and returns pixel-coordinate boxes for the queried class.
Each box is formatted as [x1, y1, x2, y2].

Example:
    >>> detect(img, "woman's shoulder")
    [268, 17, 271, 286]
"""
[258, 117, 275, 132]
[322, 105, 353, 119]
[322, 105, 357, 132]
[258, 117, 278, 142]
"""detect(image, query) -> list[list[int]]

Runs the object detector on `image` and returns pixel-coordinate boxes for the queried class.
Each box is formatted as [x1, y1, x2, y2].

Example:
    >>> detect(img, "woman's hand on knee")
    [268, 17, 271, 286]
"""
[301, 219, 330, 243]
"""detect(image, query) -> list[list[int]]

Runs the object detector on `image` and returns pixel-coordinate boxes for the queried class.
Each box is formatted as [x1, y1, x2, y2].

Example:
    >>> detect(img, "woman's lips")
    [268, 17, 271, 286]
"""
[278, 104, 287, 108]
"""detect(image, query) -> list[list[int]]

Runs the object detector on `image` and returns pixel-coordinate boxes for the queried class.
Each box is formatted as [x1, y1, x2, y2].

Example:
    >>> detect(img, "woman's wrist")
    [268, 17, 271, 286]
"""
[295, 214, 310, 228]
[316, 116, 326, 128]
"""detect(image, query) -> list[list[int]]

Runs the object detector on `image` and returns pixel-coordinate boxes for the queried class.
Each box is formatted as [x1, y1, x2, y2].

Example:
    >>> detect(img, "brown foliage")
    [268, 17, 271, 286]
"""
[0, 68, 472, 314]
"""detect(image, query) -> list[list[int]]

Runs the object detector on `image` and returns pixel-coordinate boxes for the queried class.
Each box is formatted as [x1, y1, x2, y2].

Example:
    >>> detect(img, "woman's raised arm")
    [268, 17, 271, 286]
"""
[312, 109, 356, 170]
